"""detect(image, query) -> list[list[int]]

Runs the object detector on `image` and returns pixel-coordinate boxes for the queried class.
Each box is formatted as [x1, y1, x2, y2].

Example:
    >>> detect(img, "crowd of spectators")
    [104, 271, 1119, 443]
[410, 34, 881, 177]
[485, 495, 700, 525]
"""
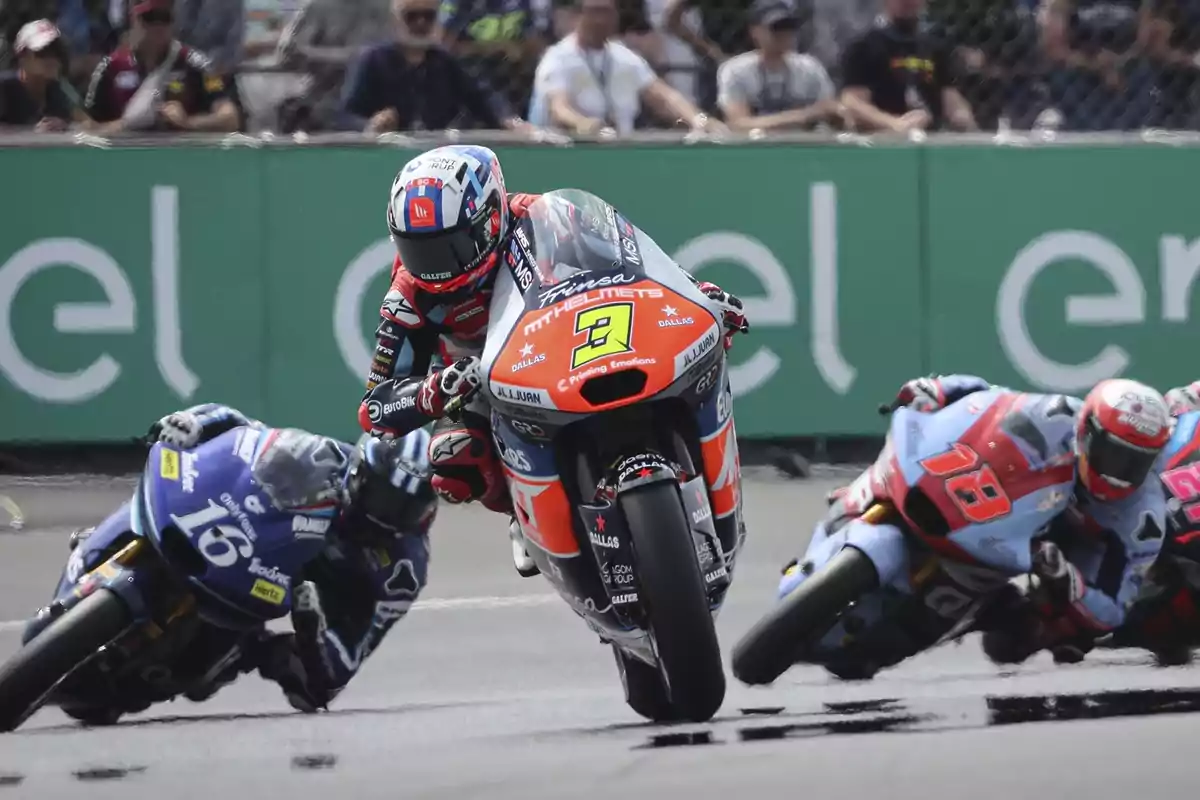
[2, 0, 1199, 135]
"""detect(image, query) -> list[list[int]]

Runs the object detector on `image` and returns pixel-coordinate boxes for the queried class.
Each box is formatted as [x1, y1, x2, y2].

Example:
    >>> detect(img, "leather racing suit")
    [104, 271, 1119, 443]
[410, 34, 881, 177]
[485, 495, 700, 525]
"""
[52, 403, 435, 715]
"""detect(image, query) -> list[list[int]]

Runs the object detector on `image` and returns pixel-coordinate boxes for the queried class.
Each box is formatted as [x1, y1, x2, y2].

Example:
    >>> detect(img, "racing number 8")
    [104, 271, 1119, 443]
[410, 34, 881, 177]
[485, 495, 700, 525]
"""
[571, 302, 634, 370]
[918, 443, 1013, 525]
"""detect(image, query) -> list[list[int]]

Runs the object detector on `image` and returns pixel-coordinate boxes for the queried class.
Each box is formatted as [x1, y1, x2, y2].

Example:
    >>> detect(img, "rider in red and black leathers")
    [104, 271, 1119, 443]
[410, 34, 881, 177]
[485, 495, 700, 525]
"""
[356, 145, 749, 574]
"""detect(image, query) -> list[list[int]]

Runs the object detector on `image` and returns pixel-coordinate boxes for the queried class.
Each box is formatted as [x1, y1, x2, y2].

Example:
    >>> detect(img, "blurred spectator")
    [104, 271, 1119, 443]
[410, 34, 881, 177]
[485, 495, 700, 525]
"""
[809, 0, 877, 83]
[662, 0, 753, 110]
[927, 0, 1044, 130]
[1143, 0, 1200, 128]
[1, 0, 116, 85]
[1039, 0, 1156, 130]
[840, 0, 977, 133]
[529, 0, 723, 135]
[276, 0, 391, 130]
[0, 19, 88, 127]
[338, 0, 534, 132]
[175, 0, 245, 74]
[716, 0, 839, 131]
[84, 0, 240, 132]
[437, 0, 548, 116]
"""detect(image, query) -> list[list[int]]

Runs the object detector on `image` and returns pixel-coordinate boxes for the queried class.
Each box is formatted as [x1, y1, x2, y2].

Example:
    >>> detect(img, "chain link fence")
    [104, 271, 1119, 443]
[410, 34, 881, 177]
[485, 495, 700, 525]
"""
[2, 0, 1199, 135]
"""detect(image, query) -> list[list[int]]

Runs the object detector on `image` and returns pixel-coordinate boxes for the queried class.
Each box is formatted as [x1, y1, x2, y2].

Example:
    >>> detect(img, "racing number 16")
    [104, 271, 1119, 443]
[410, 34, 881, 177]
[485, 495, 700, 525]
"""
[918, 442, 1012, 525]
[571, 302, 634, 370]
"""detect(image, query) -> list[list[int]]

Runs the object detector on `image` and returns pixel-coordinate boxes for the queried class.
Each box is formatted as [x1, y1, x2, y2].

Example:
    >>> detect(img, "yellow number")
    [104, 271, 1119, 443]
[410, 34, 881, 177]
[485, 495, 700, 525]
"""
[571, 302, 634, 370]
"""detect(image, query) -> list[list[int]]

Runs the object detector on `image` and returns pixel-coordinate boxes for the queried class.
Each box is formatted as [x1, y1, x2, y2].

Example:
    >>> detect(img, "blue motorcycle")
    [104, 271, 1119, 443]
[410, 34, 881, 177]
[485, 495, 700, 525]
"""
[0, 427, 343, 732]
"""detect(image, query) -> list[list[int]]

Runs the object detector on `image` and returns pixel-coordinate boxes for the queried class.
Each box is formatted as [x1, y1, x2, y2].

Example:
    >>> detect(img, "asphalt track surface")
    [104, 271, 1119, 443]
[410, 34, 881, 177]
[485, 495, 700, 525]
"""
[0, 475, 1197, 798]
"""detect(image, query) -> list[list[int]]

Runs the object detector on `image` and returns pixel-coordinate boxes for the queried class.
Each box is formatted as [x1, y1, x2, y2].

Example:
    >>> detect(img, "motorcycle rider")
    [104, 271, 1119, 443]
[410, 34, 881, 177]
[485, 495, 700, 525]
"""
[880, 374, 1172, 665]
[356, 143, 750, 577]
[50, 403, 437, 718]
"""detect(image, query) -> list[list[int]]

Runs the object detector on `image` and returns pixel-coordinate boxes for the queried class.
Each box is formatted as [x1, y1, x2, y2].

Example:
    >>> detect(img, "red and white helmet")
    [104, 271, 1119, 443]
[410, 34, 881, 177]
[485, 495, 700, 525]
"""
[1075, 378, 1171, 501]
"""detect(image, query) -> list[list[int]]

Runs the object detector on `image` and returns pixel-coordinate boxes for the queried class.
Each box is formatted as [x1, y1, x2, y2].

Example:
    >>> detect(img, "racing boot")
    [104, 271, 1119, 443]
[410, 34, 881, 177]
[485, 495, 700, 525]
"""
[509, 518, 539, 578]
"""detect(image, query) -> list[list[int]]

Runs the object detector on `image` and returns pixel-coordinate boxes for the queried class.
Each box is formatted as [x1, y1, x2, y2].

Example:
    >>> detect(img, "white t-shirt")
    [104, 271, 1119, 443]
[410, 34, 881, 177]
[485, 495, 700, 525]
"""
[529, 33, 657, 135]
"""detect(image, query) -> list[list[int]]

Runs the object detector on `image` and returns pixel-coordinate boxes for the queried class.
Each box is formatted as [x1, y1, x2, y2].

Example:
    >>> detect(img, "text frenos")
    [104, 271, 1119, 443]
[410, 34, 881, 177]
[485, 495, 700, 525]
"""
[525, 285, 662, 334]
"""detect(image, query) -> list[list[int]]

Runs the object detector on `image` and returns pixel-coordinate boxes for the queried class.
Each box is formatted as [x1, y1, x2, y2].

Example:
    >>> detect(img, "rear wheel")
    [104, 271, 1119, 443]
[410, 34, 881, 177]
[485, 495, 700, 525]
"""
[612, 647, 676, 722]
[731, 547, 878, 686]
[619, 482, 725, 723]
[0, 589, 133, 732]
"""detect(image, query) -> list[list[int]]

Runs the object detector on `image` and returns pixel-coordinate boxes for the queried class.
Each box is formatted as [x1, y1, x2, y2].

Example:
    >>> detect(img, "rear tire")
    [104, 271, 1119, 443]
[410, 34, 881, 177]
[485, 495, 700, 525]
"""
[0, 589, 133, 733]
[731, 547, 878, 686]
[620, 482, 725, 723]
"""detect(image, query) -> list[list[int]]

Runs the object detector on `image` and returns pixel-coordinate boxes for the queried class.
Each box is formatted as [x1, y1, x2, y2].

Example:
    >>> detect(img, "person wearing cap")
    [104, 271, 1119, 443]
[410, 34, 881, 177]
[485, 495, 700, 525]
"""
[716, 0, 841, 132]
[839, 0, 976, 133]
[83, 0, 239, 133]
[0, 20, 89, 129]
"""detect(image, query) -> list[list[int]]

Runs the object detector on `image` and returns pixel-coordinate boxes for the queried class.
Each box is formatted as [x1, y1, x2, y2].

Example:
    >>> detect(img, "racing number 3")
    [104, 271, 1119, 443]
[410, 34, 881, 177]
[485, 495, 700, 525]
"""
[919, 443, 1012, 525]
[571, 302, 634, 370]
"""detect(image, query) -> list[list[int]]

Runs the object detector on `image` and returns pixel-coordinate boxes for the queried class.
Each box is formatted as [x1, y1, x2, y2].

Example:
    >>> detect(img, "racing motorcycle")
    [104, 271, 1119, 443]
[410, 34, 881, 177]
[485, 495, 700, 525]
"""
[0, 427, 379, 732]
[440, 189, 745, 722]
[731, 394, 1076, 686]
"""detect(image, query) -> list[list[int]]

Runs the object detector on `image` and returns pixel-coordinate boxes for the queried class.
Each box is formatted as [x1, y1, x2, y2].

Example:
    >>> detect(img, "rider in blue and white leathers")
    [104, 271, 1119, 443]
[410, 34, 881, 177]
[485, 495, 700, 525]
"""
[811, 374, 1173, 669]
[50, 403, 437, 715]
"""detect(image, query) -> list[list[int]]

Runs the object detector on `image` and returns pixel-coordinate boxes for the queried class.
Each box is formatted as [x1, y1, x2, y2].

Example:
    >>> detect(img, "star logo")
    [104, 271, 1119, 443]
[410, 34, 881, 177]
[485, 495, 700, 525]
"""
[596, 515, 606, 532]
[638, 468, 653, 479]
[519, 342, 534, 358]
[662, 304, 678, 317]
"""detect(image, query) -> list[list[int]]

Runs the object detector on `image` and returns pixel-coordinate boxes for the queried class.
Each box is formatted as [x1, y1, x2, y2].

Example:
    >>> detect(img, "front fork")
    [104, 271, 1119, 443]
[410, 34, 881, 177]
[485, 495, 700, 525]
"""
[24, 539, 194, 647]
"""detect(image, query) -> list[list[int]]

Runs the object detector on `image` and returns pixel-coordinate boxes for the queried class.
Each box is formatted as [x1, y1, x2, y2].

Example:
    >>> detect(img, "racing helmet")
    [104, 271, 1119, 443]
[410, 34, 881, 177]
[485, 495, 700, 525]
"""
[387, 144, 509, 296]
[1075, 379, 1171, 501]
[342, 428, 438, 542]
[1165, 382, 1200, 418]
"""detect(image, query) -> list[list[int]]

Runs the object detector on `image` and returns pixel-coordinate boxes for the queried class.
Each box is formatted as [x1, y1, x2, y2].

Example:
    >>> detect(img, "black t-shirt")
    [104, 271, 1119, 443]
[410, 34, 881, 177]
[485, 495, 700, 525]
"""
[0, 72, 75, 126]
[841, 20, 954, 127]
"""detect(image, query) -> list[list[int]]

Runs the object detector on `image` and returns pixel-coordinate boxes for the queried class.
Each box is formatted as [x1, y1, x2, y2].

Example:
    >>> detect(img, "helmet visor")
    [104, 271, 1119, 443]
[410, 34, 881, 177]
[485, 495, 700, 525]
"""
[1081, 419, 1159, 490]
[394, 210, 499, 287]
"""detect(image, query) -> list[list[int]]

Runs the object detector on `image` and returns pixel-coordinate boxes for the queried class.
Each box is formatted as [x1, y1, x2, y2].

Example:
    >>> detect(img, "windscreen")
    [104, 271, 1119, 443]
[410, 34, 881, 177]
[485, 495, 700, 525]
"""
[521, 189, 647, 286]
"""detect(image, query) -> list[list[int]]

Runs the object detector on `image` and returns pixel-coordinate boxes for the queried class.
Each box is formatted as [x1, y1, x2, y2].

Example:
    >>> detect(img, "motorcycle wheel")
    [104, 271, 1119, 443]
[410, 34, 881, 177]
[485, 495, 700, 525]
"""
[0, 589, 133, 733]
[620, 482, 725, 723]
[731, 546, 878, 686]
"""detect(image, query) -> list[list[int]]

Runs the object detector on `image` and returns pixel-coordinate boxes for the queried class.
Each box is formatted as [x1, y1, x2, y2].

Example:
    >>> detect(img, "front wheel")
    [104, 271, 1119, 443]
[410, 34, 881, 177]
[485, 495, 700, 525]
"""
[731, 546, 878, 686]
[0, 589, 134, 732]
[620, 482, 725, 722]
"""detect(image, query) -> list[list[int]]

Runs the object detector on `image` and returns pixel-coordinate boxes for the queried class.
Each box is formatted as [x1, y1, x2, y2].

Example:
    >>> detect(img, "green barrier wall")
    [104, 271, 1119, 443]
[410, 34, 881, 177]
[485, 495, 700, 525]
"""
[2, 143, 1198, 443]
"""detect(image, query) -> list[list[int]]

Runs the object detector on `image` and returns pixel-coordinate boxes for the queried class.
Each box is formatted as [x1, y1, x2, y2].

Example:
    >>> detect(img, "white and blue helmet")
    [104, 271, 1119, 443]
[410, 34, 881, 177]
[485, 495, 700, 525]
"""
[386, 144, 509, 295]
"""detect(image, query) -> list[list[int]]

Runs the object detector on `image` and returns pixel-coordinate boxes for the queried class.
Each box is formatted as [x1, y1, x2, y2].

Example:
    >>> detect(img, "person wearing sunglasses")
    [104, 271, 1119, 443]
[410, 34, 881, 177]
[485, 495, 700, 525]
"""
[0, 20, 90, 130]
[83, 0, 240, 133]
[338, 0, 536, 134]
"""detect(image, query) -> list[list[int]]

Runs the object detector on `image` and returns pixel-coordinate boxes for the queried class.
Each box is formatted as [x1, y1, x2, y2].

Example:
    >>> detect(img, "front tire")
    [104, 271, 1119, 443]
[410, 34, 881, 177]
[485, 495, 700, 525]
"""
[620, 482, 725, 723]
[0, 589, 133, 732]
[731, 546, 878, 686]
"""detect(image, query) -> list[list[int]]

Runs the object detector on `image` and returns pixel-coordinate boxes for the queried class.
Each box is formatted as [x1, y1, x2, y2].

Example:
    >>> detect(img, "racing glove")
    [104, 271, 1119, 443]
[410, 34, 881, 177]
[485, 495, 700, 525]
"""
[148, 411, 203, 448]
[695, 281, 749, 350]
[417, 356, 483, 418]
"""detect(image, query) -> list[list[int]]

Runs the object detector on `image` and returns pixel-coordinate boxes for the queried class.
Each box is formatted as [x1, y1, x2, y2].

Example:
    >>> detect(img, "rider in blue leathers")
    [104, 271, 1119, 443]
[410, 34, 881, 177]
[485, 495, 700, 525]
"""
[845, 374, 1172, 666]
[44, 403, 437, 717]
